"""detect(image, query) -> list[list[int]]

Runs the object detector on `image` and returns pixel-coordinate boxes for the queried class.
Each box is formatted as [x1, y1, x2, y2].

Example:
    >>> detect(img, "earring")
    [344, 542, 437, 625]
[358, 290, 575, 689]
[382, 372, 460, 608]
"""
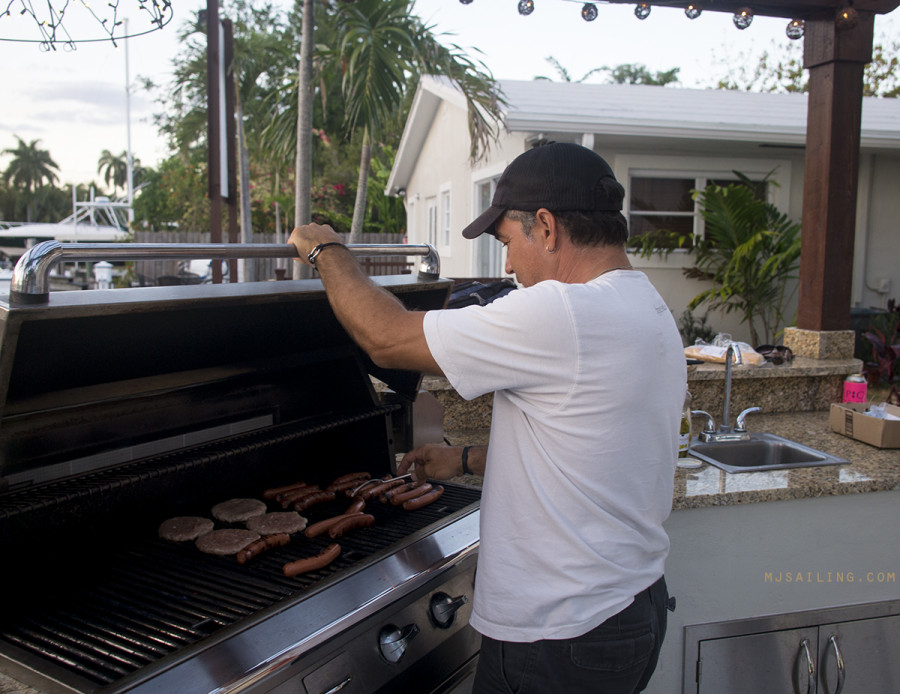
[547, 247, 557, 254]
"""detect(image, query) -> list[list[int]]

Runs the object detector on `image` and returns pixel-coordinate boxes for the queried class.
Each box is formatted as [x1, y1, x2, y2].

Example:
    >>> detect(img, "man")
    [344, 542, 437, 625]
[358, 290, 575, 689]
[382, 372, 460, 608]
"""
[289, 142, 686, 694]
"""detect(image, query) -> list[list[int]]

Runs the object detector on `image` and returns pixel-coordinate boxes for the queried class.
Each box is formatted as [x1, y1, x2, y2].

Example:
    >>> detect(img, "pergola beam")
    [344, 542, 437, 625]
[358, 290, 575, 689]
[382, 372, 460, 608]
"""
[607, 0, 900, 333]
[603, 1, 900, 20]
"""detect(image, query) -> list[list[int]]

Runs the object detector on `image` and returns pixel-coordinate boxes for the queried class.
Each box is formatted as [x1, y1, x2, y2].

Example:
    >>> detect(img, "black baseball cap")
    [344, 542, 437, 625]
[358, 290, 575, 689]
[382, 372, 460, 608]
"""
[462, 142, 623, 239]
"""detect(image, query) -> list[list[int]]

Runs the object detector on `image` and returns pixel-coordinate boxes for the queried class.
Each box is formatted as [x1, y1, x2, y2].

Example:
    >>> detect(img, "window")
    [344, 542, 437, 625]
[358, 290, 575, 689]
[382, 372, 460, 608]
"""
[440, 188, 451, 249]
[473, 177, 504, 277]
[629, 175, 769, 244]
[426, 196, 438, 247]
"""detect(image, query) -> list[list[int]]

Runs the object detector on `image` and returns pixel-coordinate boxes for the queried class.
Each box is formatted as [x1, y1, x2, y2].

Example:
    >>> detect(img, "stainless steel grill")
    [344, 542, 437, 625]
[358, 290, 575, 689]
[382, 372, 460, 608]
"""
[0, 243, 480, 694]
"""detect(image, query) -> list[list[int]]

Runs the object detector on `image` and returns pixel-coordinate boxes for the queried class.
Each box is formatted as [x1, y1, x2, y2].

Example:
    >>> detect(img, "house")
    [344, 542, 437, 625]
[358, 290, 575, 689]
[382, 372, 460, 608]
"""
[386, 76, 900, 343]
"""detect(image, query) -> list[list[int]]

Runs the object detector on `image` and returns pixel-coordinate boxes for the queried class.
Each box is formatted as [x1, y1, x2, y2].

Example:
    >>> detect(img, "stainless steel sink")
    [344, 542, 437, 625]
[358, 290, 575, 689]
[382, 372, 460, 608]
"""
[689, 432, 849, 473]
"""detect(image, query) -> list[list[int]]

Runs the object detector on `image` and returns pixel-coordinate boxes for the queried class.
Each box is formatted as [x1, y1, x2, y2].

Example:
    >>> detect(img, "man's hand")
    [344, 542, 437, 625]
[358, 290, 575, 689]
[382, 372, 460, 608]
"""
[288, 223, 344, 265]
[398, 444, 485, 481]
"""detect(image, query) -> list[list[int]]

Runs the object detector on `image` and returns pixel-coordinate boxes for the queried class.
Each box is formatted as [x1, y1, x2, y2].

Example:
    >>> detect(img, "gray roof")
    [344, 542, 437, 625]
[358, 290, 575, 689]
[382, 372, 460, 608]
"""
[498, 79, 899, 148]
[387, 75, 900, 195]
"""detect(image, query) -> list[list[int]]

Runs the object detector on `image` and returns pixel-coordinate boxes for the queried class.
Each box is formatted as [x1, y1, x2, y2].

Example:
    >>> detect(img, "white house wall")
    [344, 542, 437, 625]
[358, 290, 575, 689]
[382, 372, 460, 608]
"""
[857, 153, 900, 311]
[395, 78, 900, 346]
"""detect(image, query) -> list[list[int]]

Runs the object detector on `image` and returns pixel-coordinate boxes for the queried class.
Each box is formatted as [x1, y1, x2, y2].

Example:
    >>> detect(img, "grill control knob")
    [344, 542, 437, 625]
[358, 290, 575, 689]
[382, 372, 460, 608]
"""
[429, 592, 468, 628]
[378, 623, 419, 664]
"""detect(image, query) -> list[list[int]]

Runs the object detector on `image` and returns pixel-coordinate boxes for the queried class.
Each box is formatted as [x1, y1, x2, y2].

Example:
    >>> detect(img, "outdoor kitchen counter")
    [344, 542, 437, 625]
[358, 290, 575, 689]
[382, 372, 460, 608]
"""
[440, 410, 900, 510]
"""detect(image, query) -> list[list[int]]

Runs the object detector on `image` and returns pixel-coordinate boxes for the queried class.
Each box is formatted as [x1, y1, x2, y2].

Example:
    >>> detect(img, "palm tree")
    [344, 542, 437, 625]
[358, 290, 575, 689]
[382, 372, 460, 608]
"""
[534, 56, 604, 83]
[333, 0, 503, 242]
[2, 136, 60, 222]
[97, 149, 132, 196]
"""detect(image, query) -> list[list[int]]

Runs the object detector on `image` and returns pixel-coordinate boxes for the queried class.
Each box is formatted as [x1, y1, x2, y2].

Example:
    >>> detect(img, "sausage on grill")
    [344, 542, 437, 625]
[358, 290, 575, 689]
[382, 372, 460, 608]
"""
[328, 513, 375, 539]
[326, 472, 371, 493]
[384, 481, 432, 506]
[283, 543, 342, 577]
[360, 478, 405, 501]
[236, 533, 291, 564]
[262, 481, 309, 500]
[304, 512, 364, 539]
[293, 490, 336, 512]
[403, 485, 445, 511]
[278, 486, 324, 508]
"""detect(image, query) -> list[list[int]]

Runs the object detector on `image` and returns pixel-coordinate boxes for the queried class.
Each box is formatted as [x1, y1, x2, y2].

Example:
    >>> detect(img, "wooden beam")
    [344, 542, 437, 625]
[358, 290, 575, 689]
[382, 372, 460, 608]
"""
[605, 1, 900, 19]
[797, 11, 874, 331]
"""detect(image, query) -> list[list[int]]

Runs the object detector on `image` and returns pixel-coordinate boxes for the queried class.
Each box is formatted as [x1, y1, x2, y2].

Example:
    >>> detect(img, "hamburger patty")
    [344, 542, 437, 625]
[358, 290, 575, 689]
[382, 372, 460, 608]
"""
[158, 516, 215, 542]
[246, 511, 308, 536]
[195, 529, 260, 555]
[211, 498, 267, 523]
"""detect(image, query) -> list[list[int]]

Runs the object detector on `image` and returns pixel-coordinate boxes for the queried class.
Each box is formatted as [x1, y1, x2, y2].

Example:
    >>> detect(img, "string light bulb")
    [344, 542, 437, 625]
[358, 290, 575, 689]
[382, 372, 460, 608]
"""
[581, 3, 598, 21]
[786, 18, 804, 40]
[634, 3, 651, 20]
[685, 4, 702, 20]
[733, 7, 753, 30]
[518, 0, 534, 16]
[835, 5, 859, 30]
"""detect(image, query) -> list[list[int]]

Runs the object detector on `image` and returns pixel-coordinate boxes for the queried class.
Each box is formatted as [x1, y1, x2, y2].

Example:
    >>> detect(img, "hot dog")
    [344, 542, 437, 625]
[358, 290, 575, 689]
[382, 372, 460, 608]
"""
[326, 472, 371, 493]
[328, 513, 375, 539]
[345, 497, 367, 515]
[262, 481, 308, 500]
[304, 511, 364, 539]
[277, 486, 324, 508]
[385, 482, 432, 506]
[292, 490, 336, 512]
[236, 533, 291, 564]
[360, 477, 406, 500]
[402, 485, 444, 511]
[283, 543, 341, 577]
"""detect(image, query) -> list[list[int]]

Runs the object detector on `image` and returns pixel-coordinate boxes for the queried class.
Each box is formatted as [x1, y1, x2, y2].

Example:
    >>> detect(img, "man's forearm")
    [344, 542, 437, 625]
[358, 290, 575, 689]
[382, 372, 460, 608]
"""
[303, 241, 442, 375]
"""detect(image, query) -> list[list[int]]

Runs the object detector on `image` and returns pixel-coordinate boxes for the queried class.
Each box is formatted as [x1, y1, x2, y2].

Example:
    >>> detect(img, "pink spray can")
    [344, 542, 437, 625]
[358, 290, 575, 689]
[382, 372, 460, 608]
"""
[842, 374, 867, 403]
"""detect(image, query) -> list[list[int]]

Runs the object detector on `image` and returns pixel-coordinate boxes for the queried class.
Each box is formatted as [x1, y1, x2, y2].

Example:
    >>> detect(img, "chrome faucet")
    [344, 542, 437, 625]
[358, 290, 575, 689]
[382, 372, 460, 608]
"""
[693, 344, 761, 443]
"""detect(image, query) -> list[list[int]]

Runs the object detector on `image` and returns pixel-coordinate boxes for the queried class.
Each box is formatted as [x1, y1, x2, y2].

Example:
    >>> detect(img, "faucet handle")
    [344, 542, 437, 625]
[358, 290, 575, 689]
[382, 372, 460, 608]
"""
[691, 410, 716, 433]
[735, 406, 761, 432]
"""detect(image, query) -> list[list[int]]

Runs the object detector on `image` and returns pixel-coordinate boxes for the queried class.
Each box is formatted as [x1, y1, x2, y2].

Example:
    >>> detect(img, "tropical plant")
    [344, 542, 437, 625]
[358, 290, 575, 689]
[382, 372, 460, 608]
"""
[332, 0, 503, 242]
[678, 308, 717, 347]
[863, 298, 900, 405]
[534, 56, 605, 83]
[602, 63, 680, 86]
[685, 173, 802, 347]
[712, 35, 900, 97]
[97, 150, 129, 195]
[2, 136, 60, 222]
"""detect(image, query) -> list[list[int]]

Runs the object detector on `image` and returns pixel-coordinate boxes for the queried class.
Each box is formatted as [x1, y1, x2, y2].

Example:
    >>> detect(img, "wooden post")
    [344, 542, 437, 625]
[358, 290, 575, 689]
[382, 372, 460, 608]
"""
[798, 10, 874, 330]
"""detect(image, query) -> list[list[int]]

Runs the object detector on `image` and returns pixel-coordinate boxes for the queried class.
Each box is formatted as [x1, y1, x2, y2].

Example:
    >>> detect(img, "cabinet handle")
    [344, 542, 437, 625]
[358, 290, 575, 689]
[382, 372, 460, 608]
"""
[800, 638, 817, 694]
[828, 634, 846, 694]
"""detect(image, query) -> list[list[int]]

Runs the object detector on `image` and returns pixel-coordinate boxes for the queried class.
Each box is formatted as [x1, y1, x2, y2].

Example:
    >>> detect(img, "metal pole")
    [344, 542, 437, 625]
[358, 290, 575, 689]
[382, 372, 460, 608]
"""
[206, 0, 223, 283]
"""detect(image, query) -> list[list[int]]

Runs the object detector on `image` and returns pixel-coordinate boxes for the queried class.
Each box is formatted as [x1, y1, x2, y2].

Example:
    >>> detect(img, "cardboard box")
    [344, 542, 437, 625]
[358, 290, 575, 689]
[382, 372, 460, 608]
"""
[829, 402, 900, 448]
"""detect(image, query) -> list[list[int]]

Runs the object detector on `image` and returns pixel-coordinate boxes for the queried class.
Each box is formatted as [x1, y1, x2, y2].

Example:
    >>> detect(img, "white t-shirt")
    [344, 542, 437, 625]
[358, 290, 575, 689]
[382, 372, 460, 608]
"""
[423, 270, 686, 642]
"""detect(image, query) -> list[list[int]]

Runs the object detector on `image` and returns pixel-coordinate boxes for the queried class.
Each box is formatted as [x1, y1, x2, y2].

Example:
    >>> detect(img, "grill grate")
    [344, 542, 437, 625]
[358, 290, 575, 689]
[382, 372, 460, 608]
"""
[0, 484, 479, 689]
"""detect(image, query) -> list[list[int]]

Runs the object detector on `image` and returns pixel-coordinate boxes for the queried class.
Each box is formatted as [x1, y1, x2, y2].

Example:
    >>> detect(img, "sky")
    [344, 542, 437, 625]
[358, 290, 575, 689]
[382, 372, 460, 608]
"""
[1, 0, 898, 192]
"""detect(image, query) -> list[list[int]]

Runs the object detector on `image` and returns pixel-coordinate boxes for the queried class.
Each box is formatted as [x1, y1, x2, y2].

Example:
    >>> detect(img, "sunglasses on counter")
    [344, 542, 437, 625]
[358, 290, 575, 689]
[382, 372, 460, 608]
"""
[756, 344, 794, 365]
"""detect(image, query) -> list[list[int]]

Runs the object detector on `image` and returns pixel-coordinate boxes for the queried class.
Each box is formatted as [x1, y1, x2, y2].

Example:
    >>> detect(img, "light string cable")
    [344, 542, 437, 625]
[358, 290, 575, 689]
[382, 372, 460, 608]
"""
[1, 0, 173, 50]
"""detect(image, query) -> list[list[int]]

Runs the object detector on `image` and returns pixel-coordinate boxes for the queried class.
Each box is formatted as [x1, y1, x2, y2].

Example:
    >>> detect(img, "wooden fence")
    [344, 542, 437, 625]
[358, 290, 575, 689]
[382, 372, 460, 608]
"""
[131, 231, 410, 284]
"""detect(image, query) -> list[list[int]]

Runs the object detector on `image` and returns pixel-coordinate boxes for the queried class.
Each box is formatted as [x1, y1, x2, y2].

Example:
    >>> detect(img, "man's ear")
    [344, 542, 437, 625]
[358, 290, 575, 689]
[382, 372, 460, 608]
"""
[535, 208, 559, 251]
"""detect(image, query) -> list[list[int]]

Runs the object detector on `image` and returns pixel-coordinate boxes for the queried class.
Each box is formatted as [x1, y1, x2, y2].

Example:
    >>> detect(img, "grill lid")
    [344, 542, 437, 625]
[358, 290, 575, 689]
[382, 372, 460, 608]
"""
[0, 269, 451, 489]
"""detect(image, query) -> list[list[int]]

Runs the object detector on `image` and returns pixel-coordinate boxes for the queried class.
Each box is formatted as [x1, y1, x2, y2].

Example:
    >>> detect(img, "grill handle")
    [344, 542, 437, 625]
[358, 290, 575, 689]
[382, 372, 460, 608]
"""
[9, 240, 441, 304]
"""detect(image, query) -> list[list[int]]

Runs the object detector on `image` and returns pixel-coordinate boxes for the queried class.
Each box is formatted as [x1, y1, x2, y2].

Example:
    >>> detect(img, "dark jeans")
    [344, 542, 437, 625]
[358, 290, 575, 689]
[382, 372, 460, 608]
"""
[472, 576, 668, 694]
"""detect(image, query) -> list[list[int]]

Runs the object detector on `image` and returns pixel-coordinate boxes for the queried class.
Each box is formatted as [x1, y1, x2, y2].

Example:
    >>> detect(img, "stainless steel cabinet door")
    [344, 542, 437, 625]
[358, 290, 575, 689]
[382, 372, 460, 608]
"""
[697, 627, 819, 694]
[818, 615, 900, 694]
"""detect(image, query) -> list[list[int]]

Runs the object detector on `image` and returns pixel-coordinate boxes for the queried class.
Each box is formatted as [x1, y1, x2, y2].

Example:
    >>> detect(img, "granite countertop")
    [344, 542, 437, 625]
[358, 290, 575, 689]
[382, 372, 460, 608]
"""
[440, 411, 900, 510]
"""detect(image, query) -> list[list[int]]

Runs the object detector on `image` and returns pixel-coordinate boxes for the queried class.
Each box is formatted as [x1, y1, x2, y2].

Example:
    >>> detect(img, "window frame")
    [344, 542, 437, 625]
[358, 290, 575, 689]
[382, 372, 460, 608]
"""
[615, 154, 793, 248]
[439, 183, 452, 255]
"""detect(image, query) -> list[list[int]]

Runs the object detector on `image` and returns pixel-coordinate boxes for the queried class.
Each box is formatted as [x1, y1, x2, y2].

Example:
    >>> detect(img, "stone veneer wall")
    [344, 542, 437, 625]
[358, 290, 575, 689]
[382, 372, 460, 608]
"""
[420, 357, 861, 433]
